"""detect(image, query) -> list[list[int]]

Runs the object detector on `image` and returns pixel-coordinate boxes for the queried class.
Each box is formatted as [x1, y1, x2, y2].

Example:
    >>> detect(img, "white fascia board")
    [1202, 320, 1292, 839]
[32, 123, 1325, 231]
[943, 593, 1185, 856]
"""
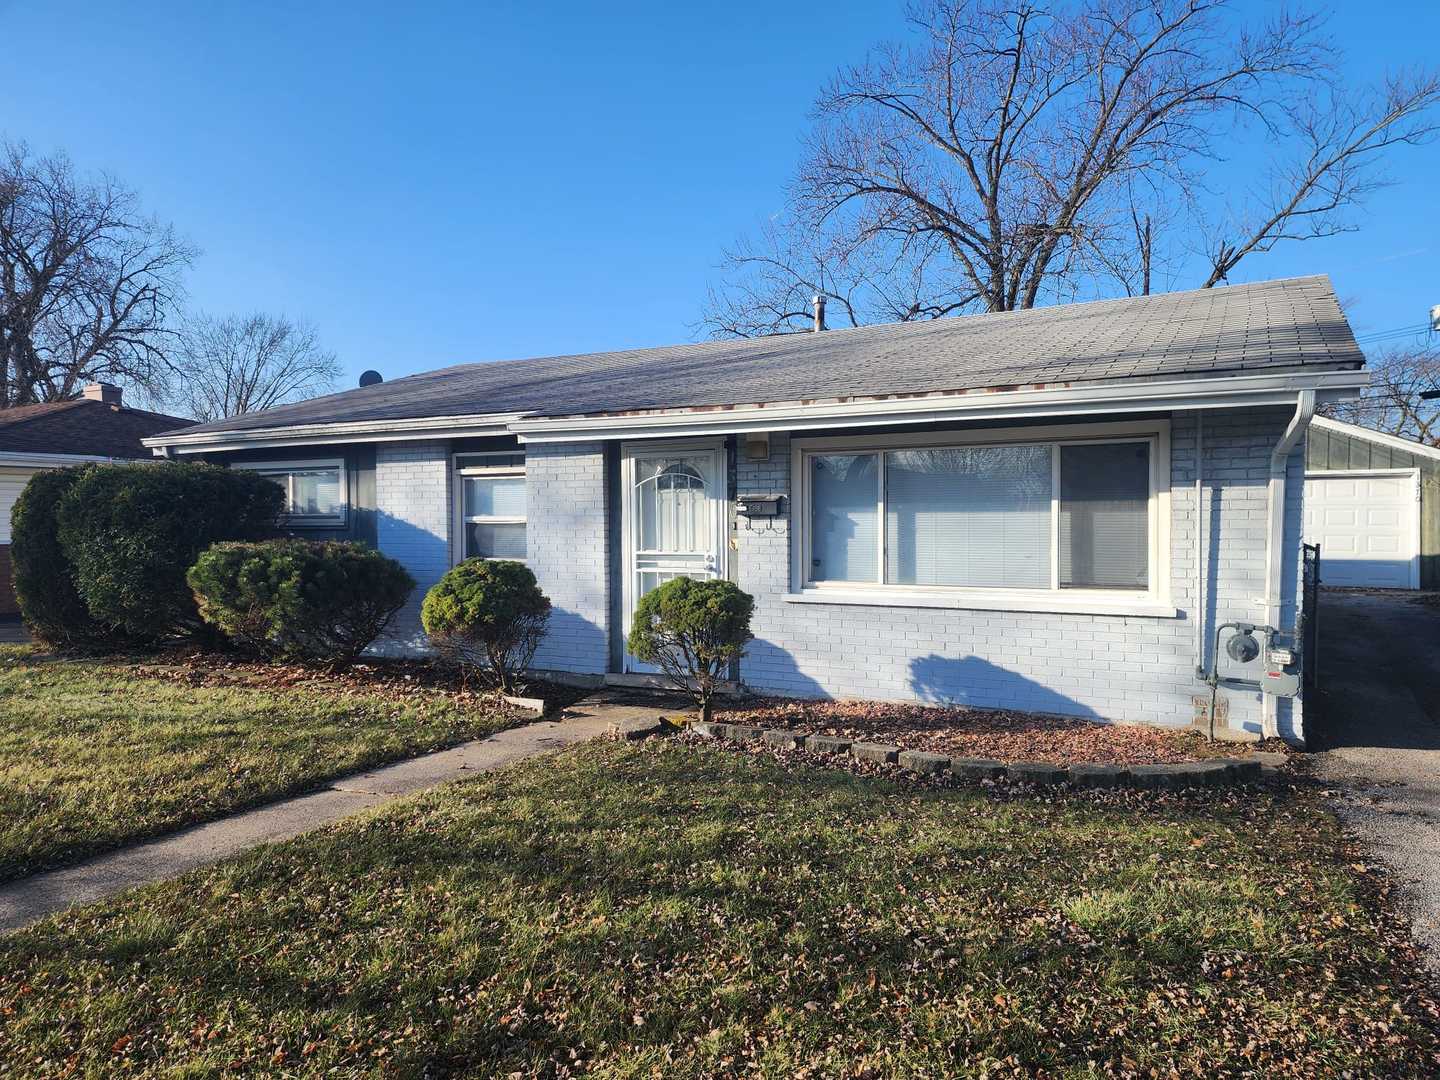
[0, 451, 135, 468]
[144, 414, 523, 454]
[511, 369, 1369, 443]
[1311, 414, 1440, 462]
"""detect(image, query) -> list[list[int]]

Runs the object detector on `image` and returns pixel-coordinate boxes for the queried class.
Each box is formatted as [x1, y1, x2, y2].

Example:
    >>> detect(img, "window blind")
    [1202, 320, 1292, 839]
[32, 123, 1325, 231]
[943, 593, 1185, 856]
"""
[884, 446, 1051, 588]
[810, 454, 878, 582]
[1058, 443, 1150, 589]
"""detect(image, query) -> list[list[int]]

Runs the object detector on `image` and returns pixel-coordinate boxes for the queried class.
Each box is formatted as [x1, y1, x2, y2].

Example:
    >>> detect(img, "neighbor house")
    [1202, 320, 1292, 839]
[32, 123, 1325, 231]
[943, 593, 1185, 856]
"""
[144, 276, 1368, 746]
[0, 384, 192, 615]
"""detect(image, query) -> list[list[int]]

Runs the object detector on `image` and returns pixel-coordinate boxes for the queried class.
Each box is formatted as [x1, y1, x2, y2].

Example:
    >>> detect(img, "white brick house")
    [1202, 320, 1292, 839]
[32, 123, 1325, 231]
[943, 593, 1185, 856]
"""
[144, 276, 1369, 746]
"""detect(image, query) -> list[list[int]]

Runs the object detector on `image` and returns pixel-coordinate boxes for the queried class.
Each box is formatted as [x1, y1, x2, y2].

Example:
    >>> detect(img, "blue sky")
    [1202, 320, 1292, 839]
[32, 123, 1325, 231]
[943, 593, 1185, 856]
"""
[6, 0, 1438, 388]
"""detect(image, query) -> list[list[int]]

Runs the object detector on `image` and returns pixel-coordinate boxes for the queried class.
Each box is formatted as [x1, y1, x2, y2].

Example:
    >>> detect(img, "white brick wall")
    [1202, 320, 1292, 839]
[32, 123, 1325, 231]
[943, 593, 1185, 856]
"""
[526, 442, 610, 674]
[373, 440, 451, 653]
[733, 408, 1307, 742]
[369, 408, 1308, 743]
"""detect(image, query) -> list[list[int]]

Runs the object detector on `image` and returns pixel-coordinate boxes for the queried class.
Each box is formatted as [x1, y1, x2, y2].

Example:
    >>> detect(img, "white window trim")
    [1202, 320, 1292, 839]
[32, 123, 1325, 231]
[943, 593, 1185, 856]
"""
[233, 457, 347, 527]
[787, 420, 1176, 618]
[452, 452, 527, 565]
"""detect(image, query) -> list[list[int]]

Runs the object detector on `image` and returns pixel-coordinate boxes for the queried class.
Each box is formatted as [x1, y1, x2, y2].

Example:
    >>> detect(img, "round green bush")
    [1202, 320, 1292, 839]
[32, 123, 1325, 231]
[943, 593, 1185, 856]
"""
[10, 466, 107, 646]
[55, 461, 284, 641]
[188, 539, 415, 662]
[421, 559, 550, 691]
[626, 577, 754, 720]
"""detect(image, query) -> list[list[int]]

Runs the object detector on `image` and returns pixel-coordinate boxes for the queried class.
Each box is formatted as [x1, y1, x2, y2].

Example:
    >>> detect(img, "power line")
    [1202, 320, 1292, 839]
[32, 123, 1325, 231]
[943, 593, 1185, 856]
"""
[1354, 322, 1431, 345]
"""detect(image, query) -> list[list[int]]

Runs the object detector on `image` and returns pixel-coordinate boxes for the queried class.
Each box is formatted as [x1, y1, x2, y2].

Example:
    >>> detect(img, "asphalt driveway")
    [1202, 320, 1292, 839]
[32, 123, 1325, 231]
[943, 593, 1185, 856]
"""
[1308, 590, 1440, 970]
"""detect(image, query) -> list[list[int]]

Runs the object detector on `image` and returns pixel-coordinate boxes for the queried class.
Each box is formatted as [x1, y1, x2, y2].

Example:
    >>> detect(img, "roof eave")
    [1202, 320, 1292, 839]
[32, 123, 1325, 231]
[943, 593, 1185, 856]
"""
[143, 413, 525, 455]
[509, 367, 1369, 442]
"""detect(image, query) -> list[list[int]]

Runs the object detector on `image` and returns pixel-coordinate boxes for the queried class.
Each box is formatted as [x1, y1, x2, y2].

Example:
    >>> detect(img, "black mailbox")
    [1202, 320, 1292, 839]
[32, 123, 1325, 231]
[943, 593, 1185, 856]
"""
[736, 494, 783, 518]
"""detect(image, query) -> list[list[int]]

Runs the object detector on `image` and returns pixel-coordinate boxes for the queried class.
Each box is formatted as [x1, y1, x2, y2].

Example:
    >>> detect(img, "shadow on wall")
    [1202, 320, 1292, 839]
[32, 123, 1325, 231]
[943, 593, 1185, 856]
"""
[367, 508, 610, 670]
[909, 653, 1100, 719]
[740, 638, 831, 700]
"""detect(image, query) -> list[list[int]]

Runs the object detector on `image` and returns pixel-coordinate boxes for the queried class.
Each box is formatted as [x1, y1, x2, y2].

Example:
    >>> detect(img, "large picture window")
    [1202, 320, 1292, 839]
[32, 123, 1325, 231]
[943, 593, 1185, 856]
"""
[796, 424, 1167, 611]
[234, 459, 346, 527]
[454, 452, 526, 562]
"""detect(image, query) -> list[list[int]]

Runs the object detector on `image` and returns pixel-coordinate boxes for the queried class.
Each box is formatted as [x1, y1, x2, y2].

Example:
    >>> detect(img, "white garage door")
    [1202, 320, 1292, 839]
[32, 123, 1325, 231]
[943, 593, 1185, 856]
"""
[0, 469, 37, 545]
[1303, 470, 1420, 589]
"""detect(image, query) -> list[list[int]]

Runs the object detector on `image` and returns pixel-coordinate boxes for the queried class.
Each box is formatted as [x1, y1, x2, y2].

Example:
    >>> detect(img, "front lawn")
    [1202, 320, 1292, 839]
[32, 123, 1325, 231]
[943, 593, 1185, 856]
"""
[2, 740, 1435, 1076]
[0, 646, 525, 881]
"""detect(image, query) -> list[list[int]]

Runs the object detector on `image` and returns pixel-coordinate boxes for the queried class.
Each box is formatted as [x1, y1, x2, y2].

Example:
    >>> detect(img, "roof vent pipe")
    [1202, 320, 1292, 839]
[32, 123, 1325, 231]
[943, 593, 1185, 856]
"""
[812, 294, 826, 332]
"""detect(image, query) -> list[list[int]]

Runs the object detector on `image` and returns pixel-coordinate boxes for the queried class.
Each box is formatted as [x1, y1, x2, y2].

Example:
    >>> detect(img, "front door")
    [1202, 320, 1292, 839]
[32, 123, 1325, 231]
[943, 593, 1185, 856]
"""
[621, 441, 727, 672]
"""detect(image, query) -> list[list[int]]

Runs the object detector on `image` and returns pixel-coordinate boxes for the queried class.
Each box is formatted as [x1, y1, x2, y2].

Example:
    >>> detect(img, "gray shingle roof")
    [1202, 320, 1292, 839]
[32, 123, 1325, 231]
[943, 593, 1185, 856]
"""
[162, 275, 1361, 439]
[0, 400, 193, 457]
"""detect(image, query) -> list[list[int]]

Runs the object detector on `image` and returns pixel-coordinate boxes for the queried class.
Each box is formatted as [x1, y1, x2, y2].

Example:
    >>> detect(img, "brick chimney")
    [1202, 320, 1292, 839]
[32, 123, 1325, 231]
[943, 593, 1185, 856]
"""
[83, 382, 123, 406]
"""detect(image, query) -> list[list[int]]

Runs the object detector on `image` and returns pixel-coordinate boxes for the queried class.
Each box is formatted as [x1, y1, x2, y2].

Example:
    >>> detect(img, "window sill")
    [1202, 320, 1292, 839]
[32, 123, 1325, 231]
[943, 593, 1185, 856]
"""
[782, 588, 1179, 618]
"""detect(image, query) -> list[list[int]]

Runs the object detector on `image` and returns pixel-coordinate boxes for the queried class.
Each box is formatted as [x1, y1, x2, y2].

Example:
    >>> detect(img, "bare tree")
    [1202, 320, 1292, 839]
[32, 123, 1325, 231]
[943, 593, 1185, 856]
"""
[704, 1, 1440, 336]
[701, 216, 978, 337]
[1322, 344, 1440, 446]
[165, 313, 341, 422]
[1201, 70, 1440, 287]
[0, 142, 193, 406]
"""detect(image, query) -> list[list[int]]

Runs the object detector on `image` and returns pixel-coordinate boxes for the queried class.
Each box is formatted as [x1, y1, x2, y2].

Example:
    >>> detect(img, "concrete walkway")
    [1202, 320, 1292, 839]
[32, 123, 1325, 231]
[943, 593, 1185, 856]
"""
[1308, 591, 1440, 972]
[0, 694, 678, 933]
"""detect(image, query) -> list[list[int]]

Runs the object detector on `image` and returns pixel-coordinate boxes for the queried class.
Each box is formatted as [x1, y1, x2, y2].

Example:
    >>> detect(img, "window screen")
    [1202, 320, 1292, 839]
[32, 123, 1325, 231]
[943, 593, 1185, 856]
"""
[1059, 442, 1150, 589]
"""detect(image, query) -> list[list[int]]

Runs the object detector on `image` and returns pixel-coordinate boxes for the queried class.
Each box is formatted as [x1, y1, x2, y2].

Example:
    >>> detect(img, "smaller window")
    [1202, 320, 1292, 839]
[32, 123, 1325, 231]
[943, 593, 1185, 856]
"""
[454, 452, 526, 562]
[1058, 442, 1150, 590]
[234, 459, 346, 526]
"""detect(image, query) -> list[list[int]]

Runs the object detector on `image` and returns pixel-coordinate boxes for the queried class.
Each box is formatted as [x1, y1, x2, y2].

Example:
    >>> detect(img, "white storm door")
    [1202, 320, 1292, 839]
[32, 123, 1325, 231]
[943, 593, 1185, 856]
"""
[1303, 469, 1420, 589]
[621, 441, 727, 672]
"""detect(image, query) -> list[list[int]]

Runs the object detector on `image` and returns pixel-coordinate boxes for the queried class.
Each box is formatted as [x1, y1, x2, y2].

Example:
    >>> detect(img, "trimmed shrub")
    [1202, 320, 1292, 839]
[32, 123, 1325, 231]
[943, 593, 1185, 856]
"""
[55, 462, 283, 641]
[10, 467, 107, 646]
[421, 559, 550, 692]
[188, 539, 414, 662]
[626, 577, 754, 721]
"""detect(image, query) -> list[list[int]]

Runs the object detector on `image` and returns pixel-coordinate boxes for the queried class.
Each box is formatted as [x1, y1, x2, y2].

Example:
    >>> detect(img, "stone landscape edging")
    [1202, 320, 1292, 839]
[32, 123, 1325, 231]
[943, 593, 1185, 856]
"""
[688, 720, 1268, 790]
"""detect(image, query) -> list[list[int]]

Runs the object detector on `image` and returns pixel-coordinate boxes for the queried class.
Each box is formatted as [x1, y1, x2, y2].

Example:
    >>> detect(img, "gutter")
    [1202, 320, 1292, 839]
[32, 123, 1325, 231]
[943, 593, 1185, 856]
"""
[508, 370, 1366, 443]
[0, 451, 139, 468]
[138, 369, 1367, 454]
[143, 413, 524, 455]
[1261, 389, 1316, 738]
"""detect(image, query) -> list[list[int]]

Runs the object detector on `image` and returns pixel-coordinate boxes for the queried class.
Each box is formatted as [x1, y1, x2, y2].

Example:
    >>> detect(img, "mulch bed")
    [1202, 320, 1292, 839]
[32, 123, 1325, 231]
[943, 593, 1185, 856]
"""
[716, 698, 1292, 767]
[121, 651, 591, 716]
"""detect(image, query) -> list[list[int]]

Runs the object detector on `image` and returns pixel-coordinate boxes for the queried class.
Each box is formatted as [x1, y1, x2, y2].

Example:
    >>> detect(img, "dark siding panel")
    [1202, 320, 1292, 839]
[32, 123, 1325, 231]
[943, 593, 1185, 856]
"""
[201, 444, 378, 546]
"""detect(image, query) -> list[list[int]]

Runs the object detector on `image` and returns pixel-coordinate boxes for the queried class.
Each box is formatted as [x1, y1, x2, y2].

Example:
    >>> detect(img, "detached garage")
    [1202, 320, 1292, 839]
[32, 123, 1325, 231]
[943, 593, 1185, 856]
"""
[1305, 416, 1440, 590]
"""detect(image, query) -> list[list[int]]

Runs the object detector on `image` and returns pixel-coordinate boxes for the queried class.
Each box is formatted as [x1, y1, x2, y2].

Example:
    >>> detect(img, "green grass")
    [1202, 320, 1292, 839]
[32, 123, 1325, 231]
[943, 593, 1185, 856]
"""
[0, 646, 520, 881]
[1, 740, 1434, 1077]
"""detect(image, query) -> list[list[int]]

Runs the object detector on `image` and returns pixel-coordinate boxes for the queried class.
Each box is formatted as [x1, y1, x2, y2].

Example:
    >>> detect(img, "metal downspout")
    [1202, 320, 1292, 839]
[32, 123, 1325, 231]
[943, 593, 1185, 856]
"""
[1261, 390, 1316, 737]
[1193, 412, 1205, 678]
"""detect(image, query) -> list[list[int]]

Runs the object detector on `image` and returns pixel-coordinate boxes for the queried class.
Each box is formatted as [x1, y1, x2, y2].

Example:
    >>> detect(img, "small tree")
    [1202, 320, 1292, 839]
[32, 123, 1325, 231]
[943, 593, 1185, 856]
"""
[188, 539, 414, 663]
[626, 577, 754, 722]
[421, 560, 551, 692]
